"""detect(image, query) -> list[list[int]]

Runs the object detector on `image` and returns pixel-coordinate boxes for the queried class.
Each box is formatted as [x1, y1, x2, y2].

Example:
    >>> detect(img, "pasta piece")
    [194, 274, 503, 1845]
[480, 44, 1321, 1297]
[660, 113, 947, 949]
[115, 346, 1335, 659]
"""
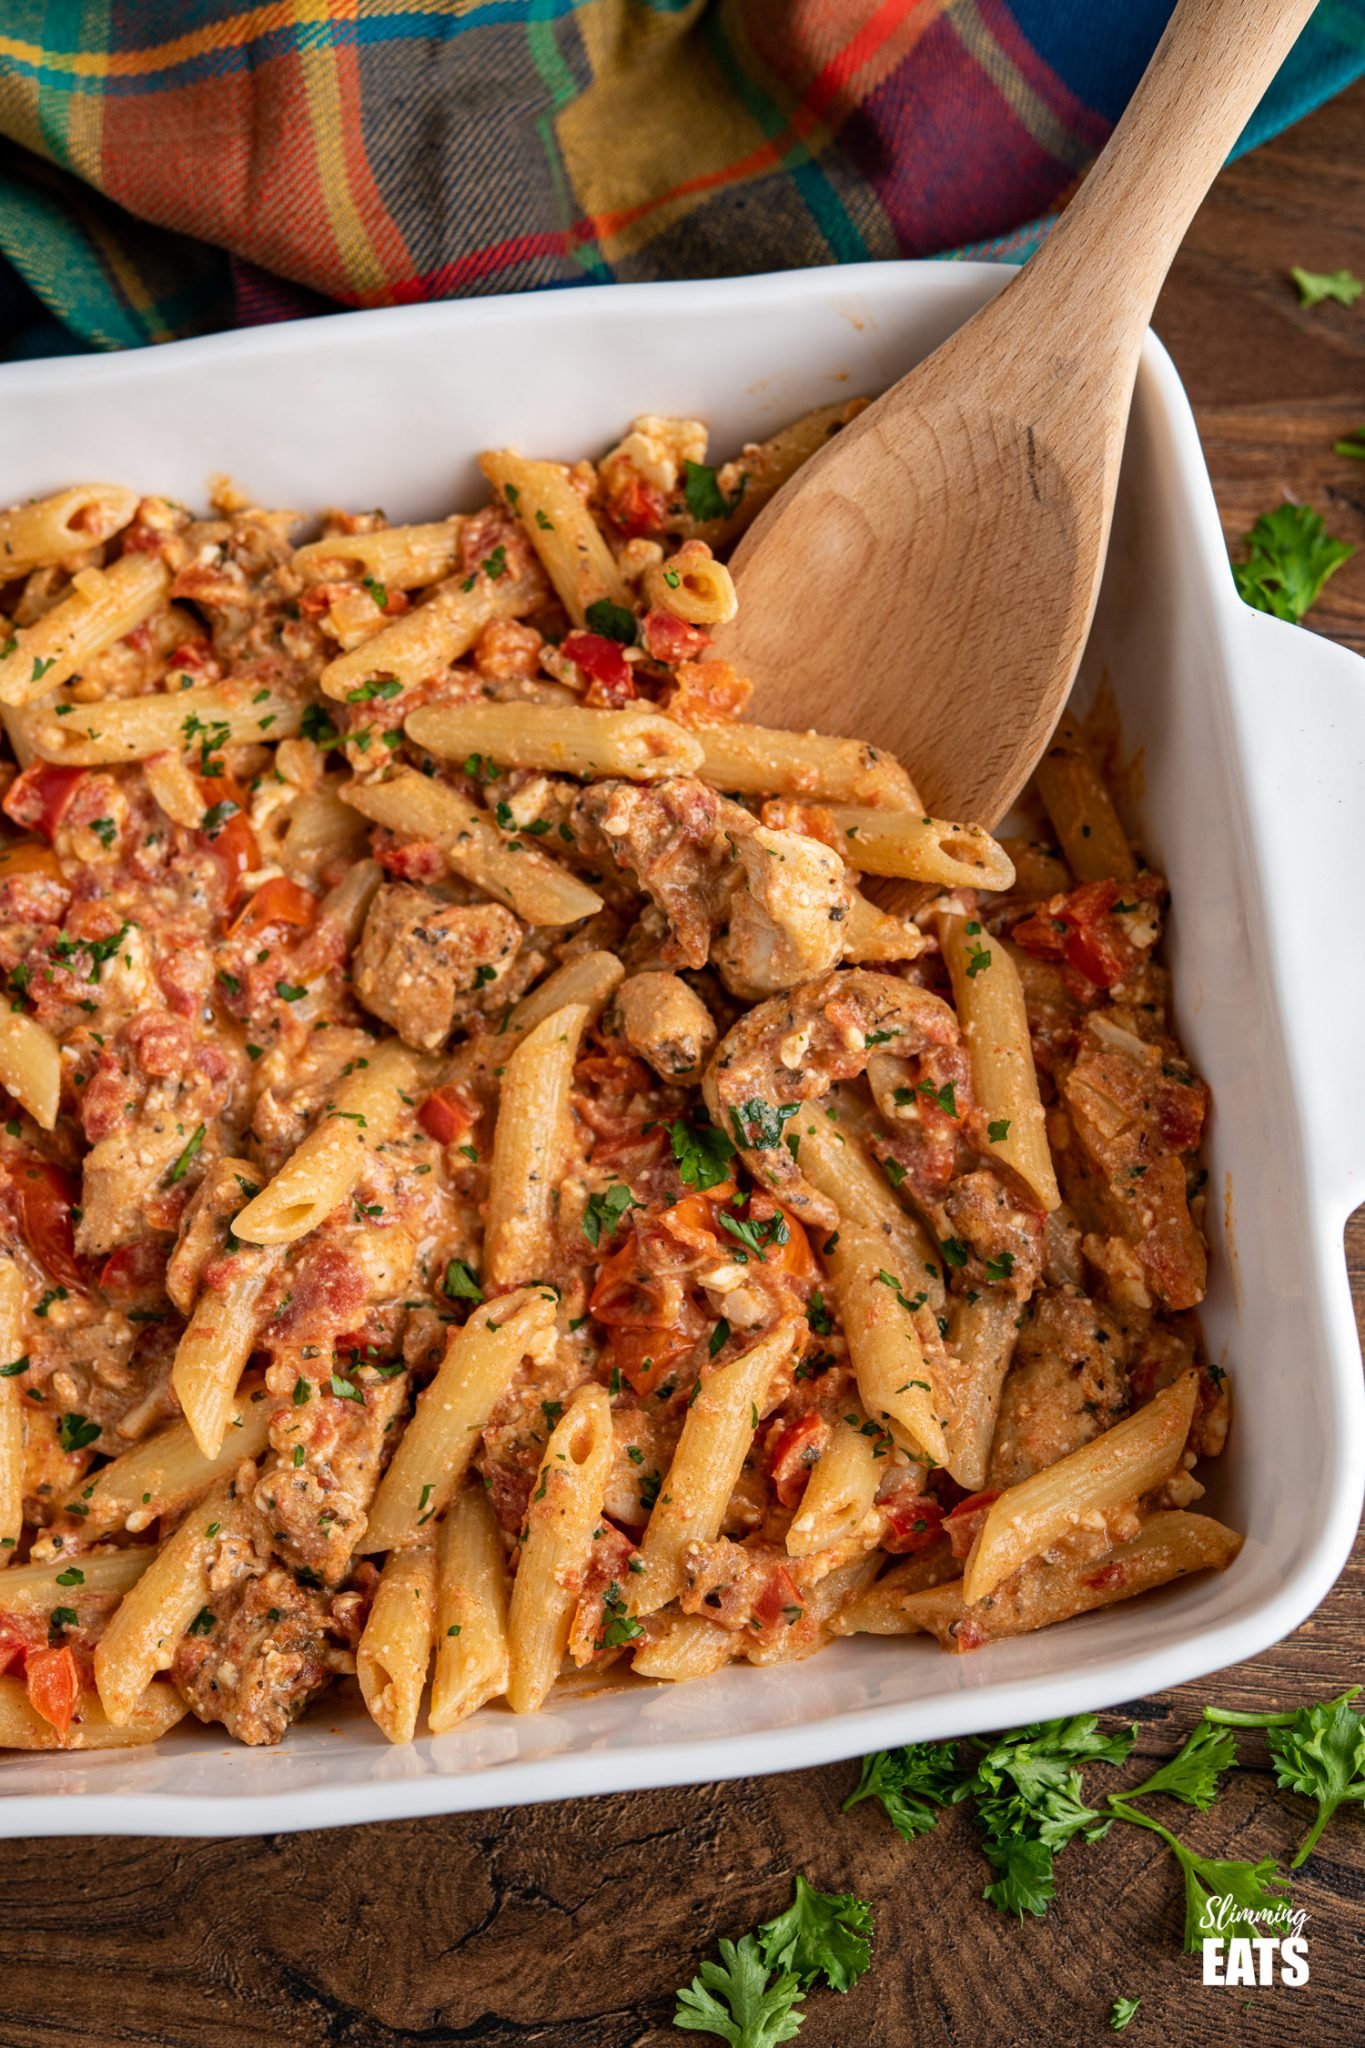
[629, 1320, 798, 1619]
[24, 681, 301, 766]
[506, 1385, 614, 1714]
[696, 724, 918, 807]
[826, 806, 1016, 890]
[357, 1537, 438, 1745]
[1034, 714, 1137, 882]
[447, 950, 624, 1094]
[274, 786, 372, 880]
[785, 1413, 880, 1559]
[319, 555, 540, 702]
[480, 451, 632, 626]
[962, 1373, 1201, 1605]
[0, 555, 171, 707]
[405, 702, 702, 782]
[642, 545, 737, 627]
[318, 855, 383, 947]
[0, 485, 138, 579]
[0, 1675, 187, 1750]
[829, 1550, 964, 1635]
[831, 1235, 951, 1471]
[631, 1610, 737, 1682]
[232, 1039, 419, 1246]
[895, 1511, 1242, 1649]
[429, 1481, 511, 1731]
[362, 1288, 558, 1552]
[841, 889, 927, 965]
[484, 1005, 590, 1288]
[944, 1290, 1021, 1494]
[293, 520, 461, 591]
[664, 400, 868, 547]
[94, 1477, 239, 1724]
[0, 1261, 26, 1553]
[795, 1108, 945, 1312]
[172, 1164, 284, 1456]
[343, 769, 602, 927]
[142, 749, 208, 827]
[935, 911, 1060, 1213]
[72, 1378, 273, 1537]
[743, 1554, 881, 1665]
[0, 1008, 60, 1132]
[1, 1545, 155, 1611]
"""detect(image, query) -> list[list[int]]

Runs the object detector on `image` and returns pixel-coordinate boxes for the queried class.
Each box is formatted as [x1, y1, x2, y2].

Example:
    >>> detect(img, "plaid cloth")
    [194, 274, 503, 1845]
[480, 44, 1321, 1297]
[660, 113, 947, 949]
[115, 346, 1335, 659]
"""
[1, 1, 1363, 359]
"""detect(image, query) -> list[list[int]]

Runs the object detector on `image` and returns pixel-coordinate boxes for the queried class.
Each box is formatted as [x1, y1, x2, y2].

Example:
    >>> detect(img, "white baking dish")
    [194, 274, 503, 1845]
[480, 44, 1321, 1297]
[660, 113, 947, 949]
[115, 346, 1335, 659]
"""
[1, 265, 1362, 1838]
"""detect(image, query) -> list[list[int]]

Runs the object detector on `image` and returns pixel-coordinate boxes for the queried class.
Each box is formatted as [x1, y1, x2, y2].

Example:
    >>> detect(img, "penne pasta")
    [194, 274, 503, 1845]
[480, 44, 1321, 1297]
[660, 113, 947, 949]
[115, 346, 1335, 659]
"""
[1, 1546, 155, 1611]
[293, 519, 462, 591]
[172, 1164, 284, 1457]
[357, 1536, 438, 1744]
[642, 544, 737, 627]
[94, 1477, 240, 1724]
[830, 1235, 951, 1471]
[841, 889, 928, 965]
[429, 1480, 512, 1731]
[480, 450, 632, 626]
[828, 1549, 964, 1635]
[506, 1384, 613, 1713]
[1034, 714, 1137, 882]
[793, 1104, 946, 1312]
[0, 484, 138, 579]
[23, 680, 301, 766]
[696, 723, 918, 807]
[962, 1374, 1201, 1605]
[0, 1009, 62, 1131]
[785, 1413, 880, 1558]
[483, 1005, 590, 1288]
[447, 950, 624, 1092]
[933, 912, 1060, 1213]
[944, 1289, 1021, 1494]
[73, 1377, 273, 1536]
[405, 701, 703, 781]
[826, 805, 1016, 890]
[343, 768, 602, 926]
[0, 554, 171, 707]
[232, 1038, 419, 1246]
[629, 1320, 798, 1619]
[362, 1288, 558, 1553]
[320, 554, 541, 702]
[0, 1674, 187, 1750]
[662, 400, 869, 547]
[631, 1609, 737, 1682]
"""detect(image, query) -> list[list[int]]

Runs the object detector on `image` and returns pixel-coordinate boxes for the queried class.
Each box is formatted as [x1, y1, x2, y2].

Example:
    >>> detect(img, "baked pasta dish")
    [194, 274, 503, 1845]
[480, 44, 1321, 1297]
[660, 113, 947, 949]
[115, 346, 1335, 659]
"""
[0, 407, 1238, 1752]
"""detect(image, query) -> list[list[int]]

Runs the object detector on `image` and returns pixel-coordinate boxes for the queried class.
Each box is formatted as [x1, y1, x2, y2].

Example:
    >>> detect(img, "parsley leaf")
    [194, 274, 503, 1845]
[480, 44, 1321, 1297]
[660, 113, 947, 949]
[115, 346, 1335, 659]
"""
[731, 1098, 799, 1150]
[681, 459, 734, 526]
[584, 597, 637, 644]
[442, 1258, 483, 1303]
[167, 1123, 207, 1184]
[673, 1932, 805, 2045]
[668, 1116, 736, 1192]
[1335, 424, 1365, 461]
[1205, 1687, 1365, 1866]
[1110, 1797, 1291, 1953]
[1109, 1997, 1141, 2032]
[1290, 265, 1362, 308]
[582, 1182, 638, 1248]
[1117, 1717, 1239, 1812]
[982, 1835, 1056, 1919]
[718, 1208, 789, 1263]
[57, 1412, 101, 1453]
[1232, 502, 1354, 623]
[756, 1875, 873, 1994]
[842, 1742, 961, 1840]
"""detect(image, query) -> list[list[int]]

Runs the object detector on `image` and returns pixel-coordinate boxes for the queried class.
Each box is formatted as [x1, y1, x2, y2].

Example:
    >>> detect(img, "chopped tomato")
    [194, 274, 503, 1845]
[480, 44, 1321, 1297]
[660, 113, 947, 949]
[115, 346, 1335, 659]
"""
[768, 1412, 826, 1509]
[227, 873, 317, 941]
[640, 609, 710, 666]
[0, 839, 62, 884]
[98, 1239, 169, 1300]
[0, 1619, 37, 1678]
[663, 658, 752, 728]
[603, 472, 667, 539]
[417, 1085, 477, 1148]
[25, 1645, 81, 1739]
[881, 1491, 946, 1554]
[1012, 879, 1161, 991]
[3, 764, 87, 842]
[1082, 1559, 1128, 1592]
[943, 1489, 1001, 1562]
[561, 631, 635, 704]
[7, 1153, 83, 1293]
[751, 1563, 803, 1631]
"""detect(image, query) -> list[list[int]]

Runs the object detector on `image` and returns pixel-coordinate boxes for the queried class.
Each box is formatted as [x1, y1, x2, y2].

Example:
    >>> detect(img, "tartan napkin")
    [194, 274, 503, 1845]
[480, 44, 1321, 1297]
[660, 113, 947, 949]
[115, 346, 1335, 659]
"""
[0, 0, 1363, 358]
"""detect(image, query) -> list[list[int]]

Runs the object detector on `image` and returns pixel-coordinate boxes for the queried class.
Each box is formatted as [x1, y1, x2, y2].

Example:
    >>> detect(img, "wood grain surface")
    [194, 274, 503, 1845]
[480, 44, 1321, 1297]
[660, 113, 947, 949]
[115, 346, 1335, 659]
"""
[3, 81, 1365, 2048]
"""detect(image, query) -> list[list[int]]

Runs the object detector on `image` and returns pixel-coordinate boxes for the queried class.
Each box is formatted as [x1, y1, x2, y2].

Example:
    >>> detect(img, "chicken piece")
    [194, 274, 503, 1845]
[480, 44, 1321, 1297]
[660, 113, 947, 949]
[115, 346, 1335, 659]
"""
[1057, 1011, 1209, 1311]
[711, 825, 850, 999]
[987, 1290, 1130, 1486]
[257, 1366, 408, 1585]
[172, 1562, 355, 1745]
[352, 884, 523, 1050]
[939, 1168, 1045, 1301]
[572, 778, 731, 968]
[613, 971, 717, 1081]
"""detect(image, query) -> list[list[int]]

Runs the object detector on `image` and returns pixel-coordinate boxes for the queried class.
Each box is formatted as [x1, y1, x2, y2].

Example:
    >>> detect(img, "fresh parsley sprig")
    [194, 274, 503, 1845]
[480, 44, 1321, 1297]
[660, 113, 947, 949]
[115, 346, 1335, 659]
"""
[1232, 501, 1354, 622]
[1205, 1686, 1365, 1866]
[673, 1877, 873, 2044]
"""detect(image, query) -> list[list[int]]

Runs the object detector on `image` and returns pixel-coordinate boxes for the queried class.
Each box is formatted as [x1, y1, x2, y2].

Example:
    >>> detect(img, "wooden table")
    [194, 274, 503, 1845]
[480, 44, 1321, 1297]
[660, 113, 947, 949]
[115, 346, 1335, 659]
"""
[6, 82, 1365, 2048]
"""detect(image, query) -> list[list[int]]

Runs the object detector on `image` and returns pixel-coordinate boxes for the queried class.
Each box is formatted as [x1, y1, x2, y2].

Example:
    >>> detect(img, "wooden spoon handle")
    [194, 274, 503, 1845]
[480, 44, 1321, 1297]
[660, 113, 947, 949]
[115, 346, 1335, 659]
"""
[1019, 0, 1319, 374]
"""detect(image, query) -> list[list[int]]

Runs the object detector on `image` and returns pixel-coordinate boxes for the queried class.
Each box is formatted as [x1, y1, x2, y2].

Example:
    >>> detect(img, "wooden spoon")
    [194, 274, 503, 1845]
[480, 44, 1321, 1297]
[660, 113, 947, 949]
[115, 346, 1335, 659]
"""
[715, 0, 1319, 824]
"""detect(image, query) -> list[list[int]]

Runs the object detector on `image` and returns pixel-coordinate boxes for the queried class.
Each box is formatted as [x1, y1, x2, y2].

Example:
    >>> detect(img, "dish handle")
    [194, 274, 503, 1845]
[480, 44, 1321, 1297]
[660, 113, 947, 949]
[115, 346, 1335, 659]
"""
[1232, 609, 1365, 1220]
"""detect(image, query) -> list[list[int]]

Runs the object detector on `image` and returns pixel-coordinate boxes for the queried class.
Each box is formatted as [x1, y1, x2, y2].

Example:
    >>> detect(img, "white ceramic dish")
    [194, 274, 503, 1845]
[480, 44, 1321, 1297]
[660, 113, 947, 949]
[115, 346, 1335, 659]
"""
[1, 265, 1362, 1839]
